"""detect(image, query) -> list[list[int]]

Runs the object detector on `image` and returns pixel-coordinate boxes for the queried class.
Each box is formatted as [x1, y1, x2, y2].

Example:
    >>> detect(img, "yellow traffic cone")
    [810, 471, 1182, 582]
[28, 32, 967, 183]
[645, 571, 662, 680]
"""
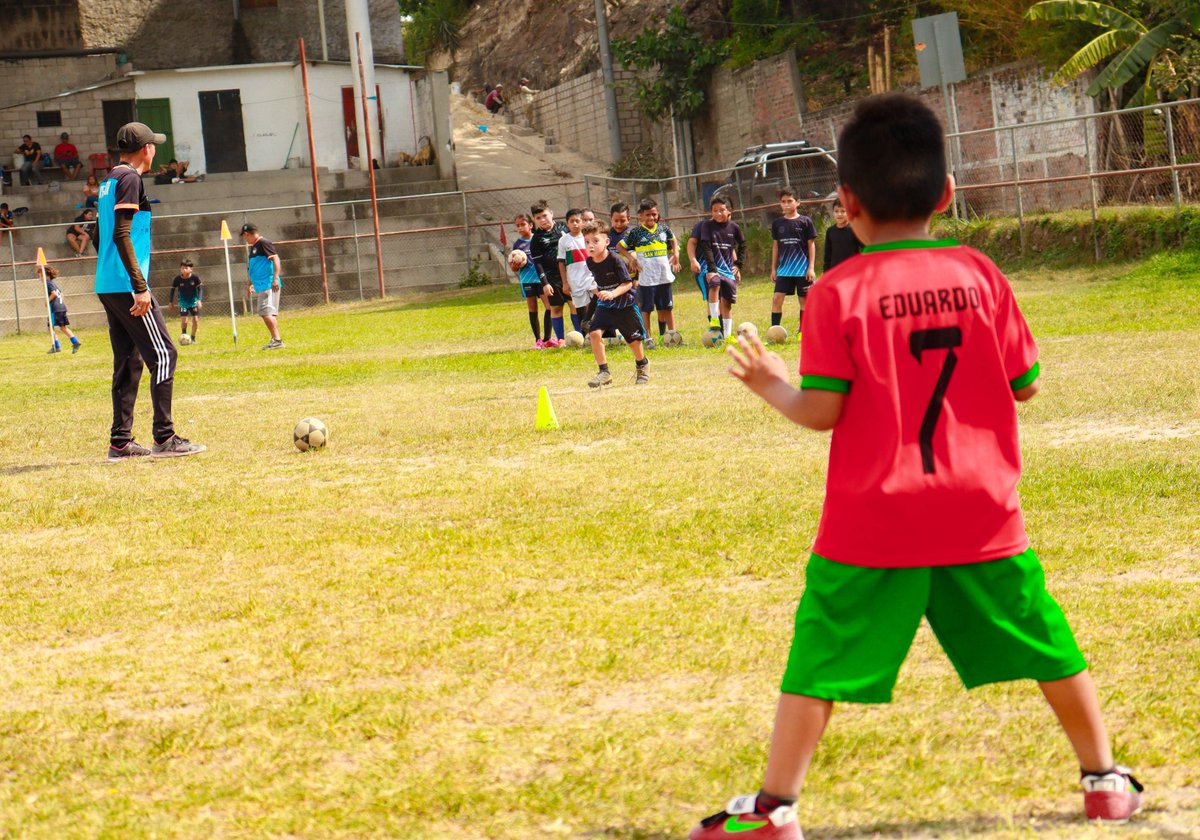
[535, 386, 559, 430]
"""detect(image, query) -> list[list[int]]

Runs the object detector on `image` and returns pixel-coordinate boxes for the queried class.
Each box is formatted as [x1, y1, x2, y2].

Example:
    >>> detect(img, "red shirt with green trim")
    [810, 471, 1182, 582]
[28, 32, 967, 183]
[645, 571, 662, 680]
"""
[799, 239, 1039, 568]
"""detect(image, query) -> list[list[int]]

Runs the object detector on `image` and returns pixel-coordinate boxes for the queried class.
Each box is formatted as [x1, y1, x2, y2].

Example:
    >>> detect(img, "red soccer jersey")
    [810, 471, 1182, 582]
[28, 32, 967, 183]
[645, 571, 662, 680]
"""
[799, 240, 1040, 568]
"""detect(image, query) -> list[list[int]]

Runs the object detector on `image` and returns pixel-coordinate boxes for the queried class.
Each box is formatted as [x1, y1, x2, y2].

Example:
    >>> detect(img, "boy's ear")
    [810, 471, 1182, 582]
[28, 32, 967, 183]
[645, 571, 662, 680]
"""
[933, 174, 956, 215]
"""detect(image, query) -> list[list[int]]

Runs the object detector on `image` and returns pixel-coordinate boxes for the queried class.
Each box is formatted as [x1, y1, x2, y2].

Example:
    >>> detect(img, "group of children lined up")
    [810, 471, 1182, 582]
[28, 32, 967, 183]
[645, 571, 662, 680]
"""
[509, 191, 863, 386]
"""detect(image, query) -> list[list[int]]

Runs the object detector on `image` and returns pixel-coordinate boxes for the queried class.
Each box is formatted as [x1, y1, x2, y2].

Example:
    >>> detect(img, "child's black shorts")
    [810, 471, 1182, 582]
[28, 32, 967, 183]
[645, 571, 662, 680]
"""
[520, 281, 544, 299]
[179, 306, 200, 317]
[51, 311, 69, 327]
[588, 305, 645, 343]
[638, 284, 673, 312]
[774, 275, 813, 297]
[545, 281, 569, 308]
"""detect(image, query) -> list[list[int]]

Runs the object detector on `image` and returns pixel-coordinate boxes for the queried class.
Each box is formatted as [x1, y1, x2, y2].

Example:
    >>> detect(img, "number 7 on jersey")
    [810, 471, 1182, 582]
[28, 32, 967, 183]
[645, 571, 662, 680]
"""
[909, 327, 963, 474]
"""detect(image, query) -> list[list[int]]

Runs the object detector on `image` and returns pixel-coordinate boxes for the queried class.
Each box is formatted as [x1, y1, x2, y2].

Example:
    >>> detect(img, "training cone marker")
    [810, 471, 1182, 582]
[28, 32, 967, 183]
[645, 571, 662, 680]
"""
[535, 386, 559, 430]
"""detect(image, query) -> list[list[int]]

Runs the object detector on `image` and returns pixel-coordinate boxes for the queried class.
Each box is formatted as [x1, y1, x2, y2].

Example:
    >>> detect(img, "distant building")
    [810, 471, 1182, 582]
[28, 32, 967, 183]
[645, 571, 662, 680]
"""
[0, 0, 451, 176]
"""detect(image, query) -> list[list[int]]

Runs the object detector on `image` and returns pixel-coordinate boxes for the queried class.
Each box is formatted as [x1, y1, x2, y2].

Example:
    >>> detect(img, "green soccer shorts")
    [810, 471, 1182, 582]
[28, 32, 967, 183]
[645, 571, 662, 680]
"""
[780, 549, 1087, 703]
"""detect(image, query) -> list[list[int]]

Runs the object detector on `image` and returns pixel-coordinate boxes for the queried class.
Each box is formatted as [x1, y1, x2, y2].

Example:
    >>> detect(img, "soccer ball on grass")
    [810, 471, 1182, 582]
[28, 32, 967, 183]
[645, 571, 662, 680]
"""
[564, 330, 586, 348]
[293, 417, 328, 452]
[662, 329, 684, 347]
[178, 334, 192, 346]
[765, 325, 789, 344]
[736, 321, 759, 340]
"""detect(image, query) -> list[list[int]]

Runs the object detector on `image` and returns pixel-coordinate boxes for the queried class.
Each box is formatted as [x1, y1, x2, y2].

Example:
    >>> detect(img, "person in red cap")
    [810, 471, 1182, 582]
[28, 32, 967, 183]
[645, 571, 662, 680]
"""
[95, 122, 205, 460]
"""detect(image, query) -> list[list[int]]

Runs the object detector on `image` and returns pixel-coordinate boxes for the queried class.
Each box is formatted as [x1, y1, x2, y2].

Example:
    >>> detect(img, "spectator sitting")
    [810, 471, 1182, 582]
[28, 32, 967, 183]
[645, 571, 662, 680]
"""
[83, 173, 100, 208]
[53, 133, 83, 179]
[485, 84, 505, 114]
[15, 134, 44, 185]
[154, 159, 197, 185]
[0, 203, 14, 229]
[66, 208, 97, 255]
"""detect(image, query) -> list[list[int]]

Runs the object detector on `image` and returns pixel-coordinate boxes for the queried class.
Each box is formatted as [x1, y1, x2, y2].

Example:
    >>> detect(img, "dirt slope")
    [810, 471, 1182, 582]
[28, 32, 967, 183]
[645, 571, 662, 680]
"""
[430, 0, 730, 94]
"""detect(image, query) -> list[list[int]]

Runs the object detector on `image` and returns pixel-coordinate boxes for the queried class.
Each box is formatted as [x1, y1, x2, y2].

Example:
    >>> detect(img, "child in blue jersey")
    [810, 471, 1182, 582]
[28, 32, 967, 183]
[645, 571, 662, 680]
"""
[241, 222, 284, 350]
[769, 188, 818, 334]
[511, 213, 551, 347]
[43, 263, 81, 354]
[687, 196, 746, 341]
[169, 258, 202, 344]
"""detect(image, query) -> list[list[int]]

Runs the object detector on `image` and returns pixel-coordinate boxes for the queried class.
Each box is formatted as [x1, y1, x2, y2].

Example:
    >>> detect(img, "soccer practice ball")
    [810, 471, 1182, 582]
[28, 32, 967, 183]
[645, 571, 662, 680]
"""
[736, 321, 759, 339]
[663, 329, 684, 347]
[178, 334, 192, 346]
[701, 330, 720, 348]
[564, 330, 586, 347]
[508, 249, 528, 270]
[765, 324, 789, 344]
[293, 417, 328, 452]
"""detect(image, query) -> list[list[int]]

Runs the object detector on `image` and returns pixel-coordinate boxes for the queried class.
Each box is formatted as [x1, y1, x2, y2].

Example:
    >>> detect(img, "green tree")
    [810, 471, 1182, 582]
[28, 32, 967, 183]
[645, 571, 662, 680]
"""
[402, 0, 470, 64]
[610, 6, 728, 122]
[1026, 0, 1200, 104]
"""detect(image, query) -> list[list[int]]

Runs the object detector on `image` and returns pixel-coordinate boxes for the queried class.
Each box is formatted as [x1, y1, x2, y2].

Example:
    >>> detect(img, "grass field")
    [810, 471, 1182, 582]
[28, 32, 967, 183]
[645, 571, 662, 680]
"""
[0, 251, 1197, 839]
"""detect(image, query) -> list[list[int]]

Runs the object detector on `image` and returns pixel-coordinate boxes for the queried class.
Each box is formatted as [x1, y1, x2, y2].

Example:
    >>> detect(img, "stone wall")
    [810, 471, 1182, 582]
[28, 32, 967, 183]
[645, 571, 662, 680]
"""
[2, 0, 406, 70]
[0, 54, 126, 110]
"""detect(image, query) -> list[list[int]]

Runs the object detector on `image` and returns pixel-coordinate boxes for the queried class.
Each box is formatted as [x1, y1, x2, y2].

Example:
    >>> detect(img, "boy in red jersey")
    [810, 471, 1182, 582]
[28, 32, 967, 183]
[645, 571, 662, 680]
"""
[689, 93, 1142, 840]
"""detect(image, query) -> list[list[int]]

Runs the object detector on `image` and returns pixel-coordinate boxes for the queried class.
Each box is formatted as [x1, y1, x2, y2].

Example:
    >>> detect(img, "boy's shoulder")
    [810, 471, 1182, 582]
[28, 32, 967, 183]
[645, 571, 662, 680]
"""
[819, 240, 1000, 290]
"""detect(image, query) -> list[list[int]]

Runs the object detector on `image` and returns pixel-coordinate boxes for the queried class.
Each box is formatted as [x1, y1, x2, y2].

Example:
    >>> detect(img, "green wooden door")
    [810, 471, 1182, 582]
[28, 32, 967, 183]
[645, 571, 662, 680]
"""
[134, 98, 175, 163]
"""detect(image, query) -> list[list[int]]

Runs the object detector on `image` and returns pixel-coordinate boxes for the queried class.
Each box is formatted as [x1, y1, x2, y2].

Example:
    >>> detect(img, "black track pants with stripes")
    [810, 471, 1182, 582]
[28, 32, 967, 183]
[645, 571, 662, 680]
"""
[99, 293, 177, 446]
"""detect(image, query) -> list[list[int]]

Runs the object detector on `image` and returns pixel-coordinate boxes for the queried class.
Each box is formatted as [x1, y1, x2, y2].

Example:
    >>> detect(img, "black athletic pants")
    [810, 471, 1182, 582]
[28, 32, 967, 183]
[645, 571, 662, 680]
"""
[99, 293, 177, 446]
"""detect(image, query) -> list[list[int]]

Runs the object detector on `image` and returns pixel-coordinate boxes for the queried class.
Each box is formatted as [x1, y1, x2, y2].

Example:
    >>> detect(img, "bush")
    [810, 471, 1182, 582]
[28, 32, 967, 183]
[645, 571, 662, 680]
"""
[458, 257, 492, 289]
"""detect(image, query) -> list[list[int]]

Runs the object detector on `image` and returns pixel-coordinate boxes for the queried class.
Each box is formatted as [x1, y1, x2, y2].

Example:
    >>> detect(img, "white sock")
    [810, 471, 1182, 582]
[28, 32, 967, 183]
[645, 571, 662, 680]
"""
[709, 302, 719, 319]
[722, 318, 732, 336]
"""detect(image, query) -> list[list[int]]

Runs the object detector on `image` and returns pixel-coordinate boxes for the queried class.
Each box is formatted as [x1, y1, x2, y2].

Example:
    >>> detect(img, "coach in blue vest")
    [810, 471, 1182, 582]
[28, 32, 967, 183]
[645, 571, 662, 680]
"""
[95, 122, 206, 461]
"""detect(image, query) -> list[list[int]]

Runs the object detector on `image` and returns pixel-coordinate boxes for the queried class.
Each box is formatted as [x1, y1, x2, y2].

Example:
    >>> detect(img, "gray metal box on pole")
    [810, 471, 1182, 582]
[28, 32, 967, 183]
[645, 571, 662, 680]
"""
[913, 12, 966, 89]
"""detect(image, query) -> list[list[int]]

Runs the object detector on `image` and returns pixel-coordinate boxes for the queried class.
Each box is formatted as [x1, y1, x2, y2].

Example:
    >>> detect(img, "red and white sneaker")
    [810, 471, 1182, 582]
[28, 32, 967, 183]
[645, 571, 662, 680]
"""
[1082, 766, 1143, 823]
[688, 794, 803, 840]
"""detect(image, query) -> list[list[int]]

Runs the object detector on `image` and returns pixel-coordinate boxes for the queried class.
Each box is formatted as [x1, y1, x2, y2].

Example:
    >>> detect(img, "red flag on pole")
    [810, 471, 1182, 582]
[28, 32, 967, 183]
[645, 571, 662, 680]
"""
[498, 222, 508, 248]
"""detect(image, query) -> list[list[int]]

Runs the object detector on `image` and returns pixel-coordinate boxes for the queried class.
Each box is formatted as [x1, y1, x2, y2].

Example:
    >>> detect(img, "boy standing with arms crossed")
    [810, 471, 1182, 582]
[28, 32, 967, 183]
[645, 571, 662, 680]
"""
[581, 221, 648, 388]
[690, 94, 1141, 839]
[170, 258, 202, 344]
[769, 188, 817, 335]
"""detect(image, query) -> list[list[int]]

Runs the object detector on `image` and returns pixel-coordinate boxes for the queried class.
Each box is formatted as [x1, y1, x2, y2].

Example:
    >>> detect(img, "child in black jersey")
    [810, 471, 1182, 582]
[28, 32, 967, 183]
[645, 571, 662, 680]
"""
[582, 221, 648, 388]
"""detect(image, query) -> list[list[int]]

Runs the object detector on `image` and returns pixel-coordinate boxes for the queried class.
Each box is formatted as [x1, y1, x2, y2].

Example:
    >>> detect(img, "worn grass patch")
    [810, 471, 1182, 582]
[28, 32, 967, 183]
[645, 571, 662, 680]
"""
[0, 259, 1196, 839]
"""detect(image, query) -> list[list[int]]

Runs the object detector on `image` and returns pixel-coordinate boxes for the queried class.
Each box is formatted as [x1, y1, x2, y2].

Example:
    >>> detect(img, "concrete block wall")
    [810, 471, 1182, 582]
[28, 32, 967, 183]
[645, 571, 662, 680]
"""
[0, 54, 126, 111]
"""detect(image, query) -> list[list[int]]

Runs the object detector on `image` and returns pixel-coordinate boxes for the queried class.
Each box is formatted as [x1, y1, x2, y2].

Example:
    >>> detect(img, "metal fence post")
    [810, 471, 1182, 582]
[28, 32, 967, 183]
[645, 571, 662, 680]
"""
[351, 203, 364, 300]
[1011, 126, 1025, 256]
[1085, 117, 1100, 262]
[461, 190, 471, 281]
[583, 177, 592, 212]
[1165, 105, 1181, 210]
[659, 182, 669, 222]
[8, 230, 20, 335]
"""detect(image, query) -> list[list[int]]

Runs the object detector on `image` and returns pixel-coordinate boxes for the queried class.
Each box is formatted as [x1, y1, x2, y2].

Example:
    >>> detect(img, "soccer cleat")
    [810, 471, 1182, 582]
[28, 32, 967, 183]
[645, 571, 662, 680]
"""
[107, 440, 152, 461]
[1082, 766, 1143, 823]
[635, 365, 649, 385]
[151, 435, 207, 458]
[644, 336, 656, 350]
[48, 345, 61, 354]
[689, 795, 803, 840]
[708, 316, 721, 330]
[725, 334, 740, 346]
[262, 338, 284, 350]
[535, 339, 547, 349]
[588, 369, 613, 389]
[546, 337, 564, 348]
[71, 340, 81, 353]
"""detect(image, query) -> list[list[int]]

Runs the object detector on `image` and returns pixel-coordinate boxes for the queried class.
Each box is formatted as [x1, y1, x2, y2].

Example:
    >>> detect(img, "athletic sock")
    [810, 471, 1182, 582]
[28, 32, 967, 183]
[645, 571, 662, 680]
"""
[754, 791, 797, 815]
[658, 320, 667, 336]
[70, 336, 80, 346]
[771, 312, 782, 327]
[798, 307, 805, 332]
[598, 363, 609, 372]
[570, 312, 582, 333]
[528, 312, 540, 340]
[708, 302, 719, 319]
[635, 357, 648, 368]
[551, 316, 565, 340]
[722, 318, 732, 337]
[543, 312, 552, 342]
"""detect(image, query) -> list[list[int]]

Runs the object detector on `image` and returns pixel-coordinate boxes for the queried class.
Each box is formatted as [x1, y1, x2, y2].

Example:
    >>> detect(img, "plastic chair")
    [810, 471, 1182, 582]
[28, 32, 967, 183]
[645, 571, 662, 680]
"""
[89, 152, 110, 178]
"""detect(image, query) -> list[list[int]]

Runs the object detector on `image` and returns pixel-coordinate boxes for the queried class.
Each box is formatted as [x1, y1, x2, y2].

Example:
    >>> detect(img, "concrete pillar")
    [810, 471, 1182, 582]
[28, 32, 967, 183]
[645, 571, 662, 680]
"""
[346, 0, 382, 170]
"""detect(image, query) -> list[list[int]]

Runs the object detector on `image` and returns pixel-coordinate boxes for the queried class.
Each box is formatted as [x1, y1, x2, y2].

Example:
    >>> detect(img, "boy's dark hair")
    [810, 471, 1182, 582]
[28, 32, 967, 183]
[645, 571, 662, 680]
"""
[710, 196, 730, 209]
[637, 198, 659, 213]
[530, 199, 551, 216]
[1, 203, 8, 209]
[831, 196, 844, 209]
[778, 188, 796, 200]
[837, 93, 946, 223]
[180, 258, 194, 267]
[513, 212, 531, 224]
[565, 208, 583, 221]
[581, 221, 609, 238]
[610, 202, 629, 215]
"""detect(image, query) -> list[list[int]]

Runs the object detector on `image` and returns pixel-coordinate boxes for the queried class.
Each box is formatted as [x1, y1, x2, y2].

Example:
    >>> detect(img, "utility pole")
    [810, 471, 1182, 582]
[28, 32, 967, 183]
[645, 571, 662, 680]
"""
[345, 0, 381, 170]
[594, 0, 623, 165]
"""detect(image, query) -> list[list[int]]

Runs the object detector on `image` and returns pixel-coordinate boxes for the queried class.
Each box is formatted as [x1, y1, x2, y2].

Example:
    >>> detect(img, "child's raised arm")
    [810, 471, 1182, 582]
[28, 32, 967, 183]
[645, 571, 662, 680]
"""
[727, 333, 844, 431]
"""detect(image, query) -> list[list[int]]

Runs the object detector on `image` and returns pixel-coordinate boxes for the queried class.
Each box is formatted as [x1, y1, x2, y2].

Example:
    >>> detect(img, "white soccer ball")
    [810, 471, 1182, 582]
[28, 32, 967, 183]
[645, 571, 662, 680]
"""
[663, 329, 684, 347]
[736, 321, 759, 339]
[508, 249, 528, 269]
[765, 324, 789, 344]
[178, 334, 192, 346]
[564, 330, 585, 348]
[293, 417, 328, 452]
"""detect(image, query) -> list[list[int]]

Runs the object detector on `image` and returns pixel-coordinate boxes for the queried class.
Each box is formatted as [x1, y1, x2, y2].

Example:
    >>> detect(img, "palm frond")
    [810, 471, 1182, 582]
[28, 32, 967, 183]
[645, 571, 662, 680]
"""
[1053, 29, 1138, 82]
[1026, 0, 1147, 33]
[1090, 20, 1186, 92]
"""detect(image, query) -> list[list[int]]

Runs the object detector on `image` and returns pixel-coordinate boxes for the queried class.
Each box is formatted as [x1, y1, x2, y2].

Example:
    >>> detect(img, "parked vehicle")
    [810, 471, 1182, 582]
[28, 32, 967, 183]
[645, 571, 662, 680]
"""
[711, 141, 838, 222]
